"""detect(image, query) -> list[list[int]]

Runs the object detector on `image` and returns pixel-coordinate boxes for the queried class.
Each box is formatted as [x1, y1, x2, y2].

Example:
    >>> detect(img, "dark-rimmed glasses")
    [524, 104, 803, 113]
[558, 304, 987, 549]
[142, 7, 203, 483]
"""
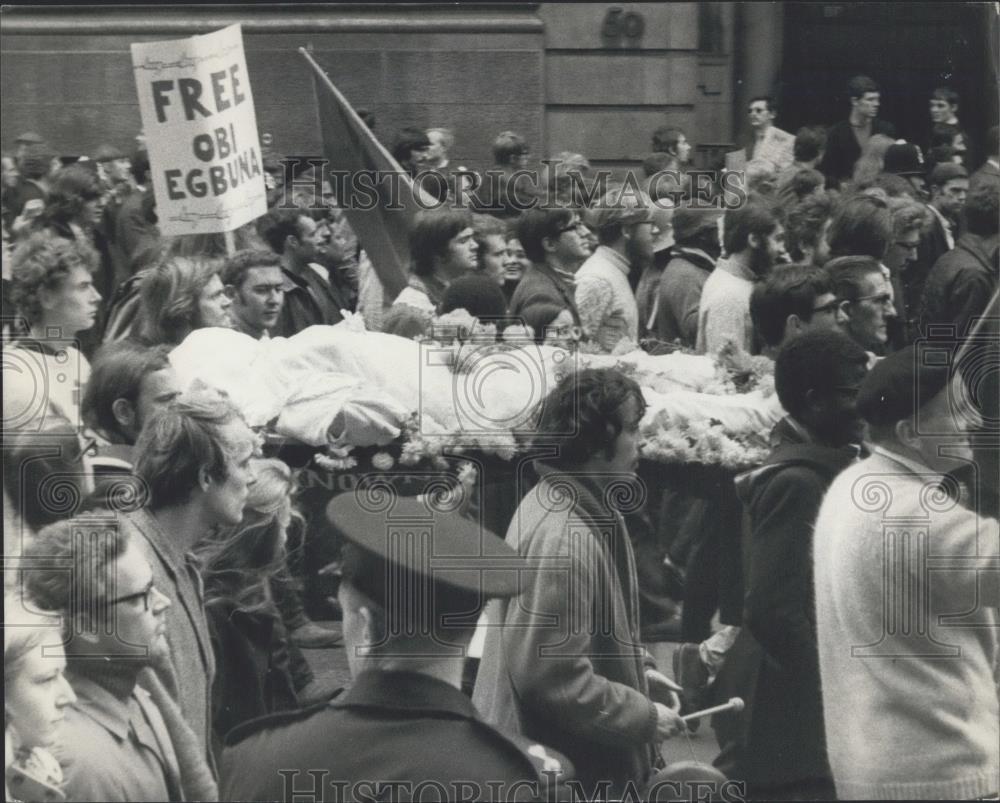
[109, 581, 155, 612]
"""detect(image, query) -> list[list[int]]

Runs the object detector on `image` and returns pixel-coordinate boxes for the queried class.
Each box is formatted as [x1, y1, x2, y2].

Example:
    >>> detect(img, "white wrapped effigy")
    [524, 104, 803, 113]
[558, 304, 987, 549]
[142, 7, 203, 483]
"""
[169, 324, 783, 467]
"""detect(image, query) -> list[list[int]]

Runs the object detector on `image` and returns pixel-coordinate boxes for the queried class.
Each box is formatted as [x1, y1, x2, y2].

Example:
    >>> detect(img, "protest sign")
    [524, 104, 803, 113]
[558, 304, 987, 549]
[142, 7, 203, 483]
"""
[131, 24, 266, 236]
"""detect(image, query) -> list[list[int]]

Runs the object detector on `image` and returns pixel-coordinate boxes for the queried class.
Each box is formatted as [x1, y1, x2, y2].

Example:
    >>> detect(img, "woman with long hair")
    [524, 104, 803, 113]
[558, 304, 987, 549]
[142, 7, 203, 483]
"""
[134, 254, 232, 346]
[196, 458, 315, 743]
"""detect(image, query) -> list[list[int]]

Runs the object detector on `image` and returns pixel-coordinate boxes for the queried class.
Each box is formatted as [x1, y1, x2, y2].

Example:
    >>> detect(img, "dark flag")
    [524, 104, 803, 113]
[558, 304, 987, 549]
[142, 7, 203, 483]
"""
[300, 47, 435, 300]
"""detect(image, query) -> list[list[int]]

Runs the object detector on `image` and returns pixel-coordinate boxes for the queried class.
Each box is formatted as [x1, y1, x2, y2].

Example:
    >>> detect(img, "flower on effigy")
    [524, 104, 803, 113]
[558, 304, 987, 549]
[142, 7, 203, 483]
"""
[371, 451, 395, 471]
[502, 324, 534, 342]
[337, 310, 367, 332]
[472, 321, 498, 340]
[399, 440, 425, 466]
[315, 452, 358, 472]
[434, 308, 479, 340]
[456, 460, 478, 487]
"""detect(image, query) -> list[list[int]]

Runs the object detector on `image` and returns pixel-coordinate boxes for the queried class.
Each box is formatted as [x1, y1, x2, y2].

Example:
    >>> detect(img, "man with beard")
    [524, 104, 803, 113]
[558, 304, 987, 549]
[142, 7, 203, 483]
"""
[23, 520, 218, 802]
[575, 190, 656, 352]
[784, 192, 833, 267]
[696, 199, 786, 355]
[221, 250, 286, 340]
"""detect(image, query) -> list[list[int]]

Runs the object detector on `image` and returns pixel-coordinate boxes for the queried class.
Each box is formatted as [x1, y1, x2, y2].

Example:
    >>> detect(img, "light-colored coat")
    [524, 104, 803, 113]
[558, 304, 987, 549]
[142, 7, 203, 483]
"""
[726, 126, 795, 173]
[472, 467, 659, 795]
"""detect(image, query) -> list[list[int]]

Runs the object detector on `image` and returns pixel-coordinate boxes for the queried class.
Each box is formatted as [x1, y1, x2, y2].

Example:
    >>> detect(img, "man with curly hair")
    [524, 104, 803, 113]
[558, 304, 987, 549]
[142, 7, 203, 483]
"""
[474, 367, 686, 797]
[3, 230, 102, 433]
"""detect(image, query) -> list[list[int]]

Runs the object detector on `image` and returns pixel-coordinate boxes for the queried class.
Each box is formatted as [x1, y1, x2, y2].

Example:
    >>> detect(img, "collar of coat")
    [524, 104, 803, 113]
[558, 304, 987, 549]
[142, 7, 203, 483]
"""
[334, 670, 478, 720]
[667, 246, 716, 274]
[954, 232, 1000, 275]
[531, 461, 638, 526]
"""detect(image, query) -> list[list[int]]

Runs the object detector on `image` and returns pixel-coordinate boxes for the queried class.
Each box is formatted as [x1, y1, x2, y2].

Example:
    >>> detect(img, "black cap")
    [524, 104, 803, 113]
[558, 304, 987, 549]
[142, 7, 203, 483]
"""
[857, 344, 953, 427]
[325, 493, 524, 599]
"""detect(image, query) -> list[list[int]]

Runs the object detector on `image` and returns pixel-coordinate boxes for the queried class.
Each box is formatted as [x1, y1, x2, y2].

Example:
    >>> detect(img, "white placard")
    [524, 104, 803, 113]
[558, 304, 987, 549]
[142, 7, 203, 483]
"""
[131, 24, 267, 236]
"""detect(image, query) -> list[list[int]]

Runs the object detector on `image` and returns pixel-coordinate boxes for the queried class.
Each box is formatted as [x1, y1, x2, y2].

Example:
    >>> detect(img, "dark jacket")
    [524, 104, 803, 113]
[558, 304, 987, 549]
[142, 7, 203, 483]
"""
[508, 263, 581, 326]
[712, 417, 857, 788]
[919, 231, 999, 338]
[221, 670, 572, 802]
[272, 262, 350, 338]
[654, 246, 716, 348]
[904, 207, 953, 343]
[969, 159, 1000, 191]
[820, 118, 896, 187]
[205, 596, 301, 745]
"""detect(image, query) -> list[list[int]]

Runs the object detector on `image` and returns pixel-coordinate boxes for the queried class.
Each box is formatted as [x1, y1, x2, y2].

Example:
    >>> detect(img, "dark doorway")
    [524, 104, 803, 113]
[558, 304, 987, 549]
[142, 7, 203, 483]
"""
[779, 2, 996, 162]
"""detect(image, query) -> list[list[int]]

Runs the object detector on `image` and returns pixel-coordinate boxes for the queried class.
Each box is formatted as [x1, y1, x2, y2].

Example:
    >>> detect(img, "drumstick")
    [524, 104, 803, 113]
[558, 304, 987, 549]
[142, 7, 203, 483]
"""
[681, 697, 744, 723]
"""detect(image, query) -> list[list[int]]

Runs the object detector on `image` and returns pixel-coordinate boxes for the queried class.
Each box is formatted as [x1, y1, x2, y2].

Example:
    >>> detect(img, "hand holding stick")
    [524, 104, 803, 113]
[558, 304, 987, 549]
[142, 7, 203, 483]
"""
[680, 697, 744, 724]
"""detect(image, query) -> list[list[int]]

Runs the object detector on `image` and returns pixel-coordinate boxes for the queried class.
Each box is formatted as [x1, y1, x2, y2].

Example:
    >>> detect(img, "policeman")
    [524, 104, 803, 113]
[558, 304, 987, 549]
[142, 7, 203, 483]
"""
[220, 494, 572, 802]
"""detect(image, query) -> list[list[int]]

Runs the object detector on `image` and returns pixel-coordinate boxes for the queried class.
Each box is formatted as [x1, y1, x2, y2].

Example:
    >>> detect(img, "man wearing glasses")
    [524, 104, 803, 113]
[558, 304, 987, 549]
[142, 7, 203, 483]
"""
[749, 264, 847, 359]
[508, 206, 591, 327]
[23, 519, 218, 801]
[825, 256, 897, 362]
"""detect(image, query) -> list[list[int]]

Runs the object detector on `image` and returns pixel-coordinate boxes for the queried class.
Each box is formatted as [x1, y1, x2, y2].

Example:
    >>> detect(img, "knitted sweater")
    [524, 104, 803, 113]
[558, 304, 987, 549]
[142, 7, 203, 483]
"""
[574, 245, 638, 352]
[813, 447, 1000, 800]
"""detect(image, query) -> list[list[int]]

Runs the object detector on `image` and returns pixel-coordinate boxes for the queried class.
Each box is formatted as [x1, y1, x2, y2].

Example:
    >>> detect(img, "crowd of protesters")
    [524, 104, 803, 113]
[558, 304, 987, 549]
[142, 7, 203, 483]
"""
[3, 73, 999, 802]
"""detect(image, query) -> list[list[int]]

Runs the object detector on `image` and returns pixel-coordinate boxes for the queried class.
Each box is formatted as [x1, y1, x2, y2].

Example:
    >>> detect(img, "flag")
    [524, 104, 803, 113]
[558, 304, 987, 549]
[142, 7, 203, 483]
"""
[301, 47, 434, 301]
